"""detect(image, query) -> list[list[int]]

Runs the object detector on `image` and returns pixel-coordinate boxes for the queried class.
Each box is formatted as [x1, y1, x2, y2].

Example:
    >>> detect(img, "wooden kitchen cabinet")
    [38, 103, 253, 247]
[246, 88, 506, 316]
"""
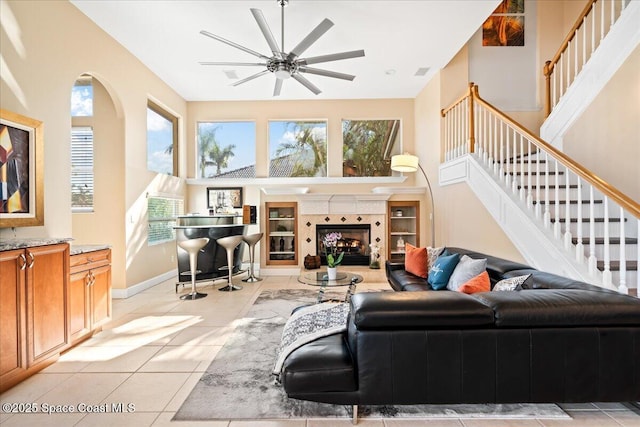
[69, 249, 112, 344]
[0, 249, 27, 390]
[0, 243, 69, 392]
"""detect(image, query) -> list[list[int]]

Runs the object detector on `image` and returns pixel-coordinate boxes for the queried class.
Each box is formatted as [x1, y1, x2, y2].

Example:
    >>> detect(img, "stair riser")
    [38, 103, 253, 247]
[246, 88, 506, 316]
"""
[584, 244, 638, 260]
[563, 222, 629, 237]
[505, 174, 566, 186]
[538, 203, 607, 219]
[519, 188, 582, 200]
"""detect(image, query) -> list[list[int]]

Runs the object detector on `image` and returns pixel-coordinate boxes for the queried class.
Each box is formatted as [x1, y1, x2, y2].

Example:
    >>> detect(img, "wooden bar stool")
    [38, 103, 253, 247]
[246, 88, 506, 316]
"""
[177, 237, 209, 300]
[242, 232, 263, 283]
[216, 235, 244, 291]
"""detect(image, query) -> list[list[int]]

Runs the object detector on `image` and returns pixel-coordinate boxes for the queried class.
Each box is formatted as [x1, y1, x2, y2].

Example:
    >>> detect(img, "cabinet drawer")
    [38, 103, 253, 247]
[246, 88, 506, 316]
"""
[70, 249, 111, 273]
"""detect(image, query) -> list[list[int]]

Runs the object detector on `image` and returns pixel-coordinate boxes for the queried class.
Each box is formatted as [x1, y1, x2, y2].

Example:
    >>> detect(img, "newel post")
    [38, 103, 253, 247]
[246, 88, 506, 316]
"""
[468, 82, 475, 154]
[543, 61, 552, 117]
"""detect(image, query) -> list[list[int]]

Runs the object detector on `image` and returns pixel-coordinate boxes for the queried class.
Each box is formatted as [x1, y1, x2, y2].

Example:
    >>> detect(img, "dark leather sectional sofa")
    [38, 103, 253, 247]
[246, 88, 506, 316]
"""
[280, 247, 640, 421]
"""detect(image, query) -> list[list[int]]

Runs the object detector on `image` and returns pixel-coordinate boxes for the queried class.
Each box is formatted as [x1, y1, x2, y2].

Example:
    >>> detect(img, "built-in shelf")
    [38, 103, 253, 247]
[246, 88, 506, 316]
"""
[265, 202, 298, 266]
[387, 201, 420, 262]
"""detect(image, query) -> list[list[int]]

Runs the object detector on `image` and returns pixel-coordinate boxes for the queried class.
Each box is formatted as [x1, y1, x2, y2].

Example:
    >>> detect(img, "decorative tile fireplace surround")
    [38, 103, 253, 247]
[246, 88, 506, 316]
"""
[298, 194, 390, 266]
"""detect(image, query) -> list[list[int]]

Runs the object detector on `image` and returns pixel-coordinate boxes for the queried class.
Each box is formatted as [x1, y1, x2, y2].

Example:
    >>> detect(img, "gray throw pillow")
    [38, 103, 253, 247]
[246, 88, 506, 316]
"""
[446, 255, 487, 291]
[493, 274, 533, 291]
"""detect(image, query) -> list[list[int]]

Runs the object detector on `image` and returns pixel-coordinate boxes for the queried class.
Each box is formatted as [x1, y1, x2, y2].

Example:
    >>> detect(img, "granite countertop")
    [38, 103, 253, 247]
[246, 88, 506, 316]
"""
[0, 237, 73, 252]
[70, 244, 111, 256]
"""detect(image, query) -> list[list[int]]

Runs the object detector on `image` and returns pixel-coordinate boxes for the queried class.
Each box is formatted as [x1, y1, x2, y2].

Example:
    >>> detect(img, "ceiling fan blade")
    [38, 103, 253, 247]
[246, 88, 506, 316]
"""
[200, 30, 269, 60]
[298, 66, 355, 81]
[287, 18, 334, 60]
[231, 70, 270, 87]
[273, 78, 283, 96]
[298, 49, 365, 66]
[250, 8, 282, 58]
[292, 73, 321, 95]
[199, 61, 266, 66]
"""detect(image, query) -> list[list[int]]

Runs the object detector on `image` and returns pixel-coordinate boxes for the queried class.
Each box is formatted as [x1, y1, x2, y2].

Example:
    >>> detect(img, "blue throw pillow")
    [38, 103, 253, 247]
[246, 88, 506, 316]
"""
[428, 253, 460, 290]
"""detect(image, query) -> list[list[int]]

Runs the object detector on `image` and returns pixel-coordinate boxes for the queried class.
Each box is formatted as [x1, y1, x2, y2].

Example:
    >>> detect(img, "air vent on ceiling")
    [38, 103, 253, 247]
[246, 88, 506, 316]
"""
[414, 67, 430, 76]
[224, 70, 239, 80]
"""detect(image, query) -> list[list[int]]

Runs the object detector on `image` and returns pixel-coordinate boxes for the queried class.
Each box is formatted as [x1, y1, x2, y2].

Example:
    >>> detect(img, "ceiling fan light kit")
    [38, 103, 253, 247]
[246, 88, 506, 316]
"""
[199, 0, 365, 96]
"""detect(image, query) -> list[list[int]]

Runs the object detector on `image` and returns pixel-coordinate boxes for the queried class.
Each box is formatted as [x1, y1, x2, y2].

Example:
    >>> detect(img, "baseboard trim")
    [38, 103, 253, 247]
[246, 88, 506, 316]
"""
[112, 269, 177, 299]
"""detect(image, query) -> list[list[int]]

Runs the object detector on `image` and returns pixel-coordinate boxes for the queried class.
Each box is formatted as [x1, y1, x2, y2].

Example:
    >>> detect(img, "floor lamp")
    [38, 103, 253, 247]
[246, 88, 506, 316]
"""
[390, 153, 436, 247]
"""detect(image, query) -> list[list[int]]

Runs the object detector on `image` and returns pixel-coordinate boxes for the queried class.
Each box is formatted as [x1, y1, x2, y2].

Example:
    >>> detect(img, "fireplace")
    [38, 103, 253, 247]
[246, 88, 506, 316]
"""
[316, 224, 371, 266]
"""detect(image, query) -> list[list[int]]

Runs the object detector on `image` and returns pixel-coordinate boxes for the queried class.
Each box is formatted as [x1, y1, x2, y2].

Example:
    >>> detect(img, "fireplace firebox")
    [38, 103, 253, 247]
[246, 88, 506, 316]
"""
[316, 224, 371, 266]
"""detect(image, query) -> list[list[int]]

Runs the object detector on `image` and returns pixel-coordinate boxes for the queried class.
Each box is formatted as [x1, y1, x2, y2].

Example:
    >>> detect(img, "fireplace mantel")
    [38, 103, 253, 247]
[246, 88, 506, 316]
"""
[298, 193, 390, 215]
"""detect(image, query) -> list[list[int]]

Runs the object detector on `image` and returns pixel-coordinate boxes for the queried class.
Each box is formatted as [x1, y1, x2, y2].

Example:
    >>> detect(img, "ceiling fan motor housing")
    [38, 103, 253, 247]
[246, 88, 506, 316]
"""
[268, 59, 297, 79]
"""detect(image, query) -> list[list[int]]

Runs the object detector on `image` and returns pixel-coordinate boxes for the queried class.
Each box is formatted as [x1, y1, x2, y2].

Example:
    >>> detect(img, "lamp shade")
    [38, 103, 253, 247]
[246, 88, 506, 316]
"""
[390, 153, 419, 173]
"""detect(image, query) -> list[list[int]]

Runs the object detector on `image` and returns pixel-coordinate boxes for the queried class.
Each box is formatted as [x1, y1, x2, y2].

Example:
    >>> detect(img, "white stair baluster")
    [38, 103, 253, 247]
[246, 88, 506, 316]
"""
[588, 186, 597, 275]
[575, 176, 584, 263]
[603, 196, 613, 289]
[618, 206, 628, 294]
[554, 159, 561, 239]
[564, 166, 572, 250]
[519, 134, 525, 201]
[535, 145, 541, 219]
[526, 141, 533, 209]
[505, 125, 511, 187]
[511, 129, 518, 194]
[543, 151, 551, 228]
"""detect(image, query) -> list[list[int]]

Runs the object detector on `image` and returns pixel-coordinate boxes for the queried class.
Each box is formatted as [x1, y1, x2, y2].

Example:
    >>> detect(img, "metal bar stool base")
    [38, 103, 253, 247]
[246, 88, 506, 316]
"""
[219, 284, 243, 291]
[242, 276, 263, 283]
[180, 292, 207, 300]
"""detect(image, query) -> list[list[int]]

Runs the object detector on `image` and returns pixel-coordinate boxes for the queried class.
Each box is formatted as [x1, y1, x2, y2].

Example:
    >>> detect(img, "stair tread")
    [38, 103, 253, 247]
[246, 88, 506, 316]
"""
[533, 200, 603, 205]
[596, 260, 638, 271]
[508, 171, 564, 175]
[572, 237, 638, 244]
[550, 217, 627, 223]
[518, 184, 579, 189]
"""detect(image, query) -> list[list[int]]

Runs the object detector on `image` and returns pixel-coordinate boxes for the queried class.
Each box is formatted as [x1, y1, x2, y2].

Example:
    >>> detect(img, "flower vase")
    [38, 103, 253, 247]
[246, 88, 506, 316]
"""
[326, 267, 337, 280]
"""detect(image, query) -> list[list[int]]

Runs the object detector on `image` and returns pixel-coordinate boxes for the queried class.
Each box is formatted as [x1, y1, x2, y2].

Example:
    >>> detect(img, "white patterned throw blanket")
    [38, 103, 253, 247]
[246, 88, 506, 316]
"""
[273, 302, 350, 377]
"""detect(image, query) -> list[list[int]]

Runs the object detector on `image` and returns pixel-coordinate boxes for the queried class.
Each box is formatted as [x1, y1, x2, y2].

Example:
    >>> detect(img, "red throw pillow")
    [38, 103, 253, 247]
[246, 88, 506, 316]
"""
[404, 243, 429, 278]
[458, 271, 490, 294]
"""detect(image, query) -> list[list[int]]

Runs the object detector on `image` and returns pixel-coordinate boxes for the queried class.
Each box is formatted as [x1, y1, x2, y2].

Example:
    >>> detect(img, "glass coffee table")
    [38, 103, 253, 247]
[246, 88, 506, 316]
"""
[298, 271, 363, 304]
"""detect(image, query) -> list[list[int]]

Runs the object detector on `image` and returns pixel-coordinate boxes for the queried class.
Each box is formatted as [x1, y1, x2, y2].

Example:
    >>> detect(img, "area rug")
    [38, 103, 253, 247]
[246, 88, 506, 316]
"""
[173, 289, 570, 421]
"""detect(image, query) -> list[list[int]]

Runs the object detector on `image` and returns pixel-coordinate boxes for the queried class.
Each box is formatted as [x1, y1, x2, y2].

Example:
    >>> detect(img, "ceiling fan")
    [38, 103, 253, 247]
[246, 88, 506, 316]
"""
[199, 0, 365, 96]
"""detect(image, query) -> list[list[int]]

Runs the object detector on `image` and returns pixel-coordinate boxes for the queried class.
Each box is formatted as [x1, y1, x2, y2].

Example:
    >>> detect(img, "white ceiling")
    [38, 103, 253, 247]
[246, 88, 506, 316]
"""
[70, 0, 500, 101]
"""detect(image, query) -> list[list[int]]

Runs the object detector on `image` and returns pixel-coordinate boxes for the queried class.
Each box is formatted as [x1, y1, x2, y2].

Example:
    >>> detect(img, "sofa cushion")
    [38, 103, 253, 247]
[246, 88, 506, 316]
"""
[504, 269, 617, 293]
[281, 333, 357, 393]
[447, 255, 487, 291]
[473, 289, 640, 327]
[458, 271, 491, 294]
[350, 291, 495, 329]
[428, 253, 460, 290]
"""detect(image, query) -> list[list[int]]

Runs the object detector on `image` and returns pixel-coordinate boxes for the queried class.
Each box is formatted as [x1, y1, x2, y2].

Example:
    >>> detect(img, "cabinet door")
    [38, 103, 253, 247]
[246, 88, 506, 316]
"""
[68, 270, 90, 343]
[0, 250, 27, 384]
[90, 264, 111, 329]
[27, 244, 69, 364]
[265, 202, 298, 265]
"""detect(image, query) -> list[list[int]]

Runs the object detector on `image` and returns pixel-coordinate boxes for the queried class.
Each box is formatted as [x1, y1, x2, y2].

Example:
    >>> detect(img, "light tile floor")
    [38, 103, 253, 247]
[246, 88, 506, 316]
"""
[1, 267, 639, 427]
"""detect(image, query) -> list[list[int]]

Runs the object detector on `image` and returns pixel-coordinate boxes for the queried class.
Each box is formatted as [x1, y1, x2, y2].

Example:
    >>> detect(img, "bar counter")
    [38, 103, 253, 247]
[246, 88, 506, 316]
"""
[174, 215, 247, 285]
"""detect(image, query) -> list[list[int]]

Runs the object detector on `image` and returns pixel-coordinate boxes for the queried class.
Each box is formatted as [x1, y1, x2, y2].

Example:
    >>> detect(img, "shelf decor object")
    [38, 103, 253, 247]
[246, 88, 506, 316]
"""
[391, 153, 435, 247]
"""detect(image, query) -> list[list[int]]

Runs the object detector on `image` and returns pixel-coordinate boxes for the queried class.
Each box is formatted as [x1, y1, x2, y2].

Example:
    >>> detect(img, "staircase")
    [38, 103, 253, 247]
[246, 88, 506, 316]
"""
[510, 152, 637, 290]
[438, 1, 639, 294]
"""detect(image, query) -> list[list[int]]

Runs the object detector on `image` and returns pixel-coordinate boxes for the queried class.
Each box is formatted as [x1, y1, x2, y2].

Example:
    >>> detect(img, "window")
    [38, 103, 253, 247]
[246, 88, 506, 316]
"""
[269, 121, 327, 177]
[147, 101, 178, 176]
[71, 127, 94, 211]
[197, 121, 256, 178]
[71, 76, 93, 117]
[342, 119, 401, 177]
[148, 196, 183, 245]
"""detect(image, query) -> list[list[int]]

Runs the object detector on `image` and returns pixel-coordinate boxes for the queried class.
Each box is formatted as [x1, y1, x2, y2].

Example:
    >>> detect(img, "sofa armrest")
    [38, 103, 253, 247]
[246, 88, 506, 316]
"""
[349, 291, 494, 329]
[385, 260, 404, 271]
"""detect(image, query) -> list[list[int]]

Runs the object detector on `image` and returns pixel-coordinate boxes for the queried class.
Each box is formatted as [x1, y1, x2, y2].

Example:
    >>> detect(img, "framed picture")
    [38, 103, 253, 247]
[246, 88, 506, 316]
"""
[0, 109, 44, 228]
[207, 187, 243, 210]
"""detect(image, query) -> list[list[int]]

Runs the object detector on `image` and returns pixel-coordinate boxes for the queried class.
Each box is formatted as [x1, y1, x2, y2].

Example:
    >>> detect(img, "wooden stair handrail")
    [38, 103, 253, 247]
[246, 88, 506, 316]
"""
[440, 83, 640, 219]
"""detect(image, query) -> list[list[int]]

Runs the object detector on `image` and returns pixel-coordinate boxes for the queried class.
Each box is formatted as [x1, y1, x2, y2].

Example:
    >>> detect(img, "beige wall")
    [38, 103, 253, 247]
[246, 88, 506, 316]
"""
[0, 0, 188, 289]
[71, 79, 126, 288]
[417, 61, 526, 262]
[563, 44, 640, 201]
